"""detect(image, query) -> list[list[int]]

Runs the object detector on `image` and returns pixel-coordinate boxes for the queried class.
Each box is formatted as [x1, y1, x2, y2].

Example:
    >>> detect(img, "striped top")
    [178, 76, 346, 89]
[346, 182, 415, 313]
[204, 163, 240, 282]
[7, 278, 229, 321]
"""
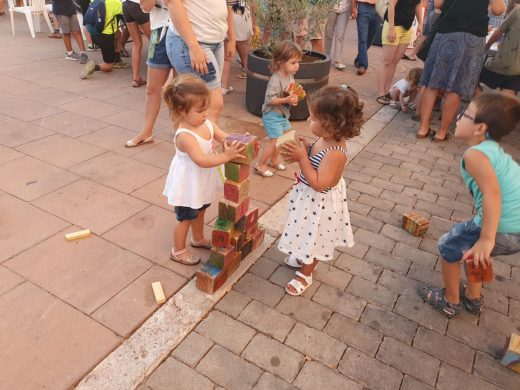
[298, 141, 348, 194]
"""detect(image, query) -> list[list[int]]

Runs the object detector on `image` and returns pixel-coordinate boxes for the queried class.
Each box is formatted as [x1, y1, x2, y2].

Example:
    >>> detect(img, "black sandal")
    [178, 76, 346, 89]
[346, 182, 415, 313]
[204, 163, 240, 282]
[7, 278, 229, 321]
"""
[418, 286, 462, 318]
[377, 93, 391, 105]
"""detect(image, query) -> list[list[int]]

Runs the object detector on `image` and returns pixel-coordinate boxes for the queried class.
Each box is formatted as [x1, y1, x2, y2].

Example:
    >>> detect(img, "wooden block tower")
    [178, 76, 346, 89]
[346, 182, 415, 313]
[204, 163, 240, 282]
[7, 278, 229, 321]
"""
[196, 134, 265, 294]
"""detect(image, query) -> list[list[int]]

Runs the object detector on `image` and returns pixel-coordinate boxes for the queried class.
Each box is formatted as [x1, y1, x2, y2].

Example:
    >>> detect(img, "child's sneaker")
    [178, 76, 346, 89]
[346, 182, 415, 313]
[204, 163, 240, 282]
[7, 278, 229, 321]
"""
[418, 286, 462, 318]
[79, 52, 88, 64]
[80, 60, 96, 79]
[87, 43, 100, 51]
[113, 60, 129, 69]
[65, 51, 80, 61]
[459, 281, 484, 314]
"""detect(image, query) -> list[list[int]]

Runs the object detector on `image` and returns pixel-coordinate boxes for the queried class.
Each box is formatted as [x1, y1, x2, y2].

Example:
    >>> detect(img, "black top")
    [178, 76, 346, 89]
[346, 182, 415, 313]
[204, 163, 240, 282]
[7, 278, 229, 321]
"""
[384, 0, 421, 30]
[52, 0, 76, 16]
[437, 0, 489, 37]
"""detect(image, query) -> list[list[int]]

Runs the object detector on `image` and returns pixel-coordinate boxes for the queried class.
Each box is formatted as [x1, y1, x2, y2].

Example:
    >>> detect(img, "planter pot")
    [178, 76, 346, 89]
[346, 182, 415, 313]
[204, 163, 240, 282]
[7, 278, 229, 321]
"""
[245, 50, 331, 120]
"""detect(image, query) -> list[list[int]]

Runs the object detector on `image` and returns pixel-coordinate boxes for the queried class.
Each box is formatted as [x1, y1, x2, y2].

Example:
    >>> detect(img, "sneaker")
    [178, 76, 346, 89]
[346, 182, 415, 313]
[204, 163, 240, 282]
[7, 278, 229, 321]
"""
[66, 52, 80, 61]
[80, 60, 96, 79]
[48, 31, 62, 39]
[79, 52, 88, 64]
[87, 43, 100, 51]
[459, 281, 484, 314]
[334, 62, 346, 70]
[113, 60, 129, 69]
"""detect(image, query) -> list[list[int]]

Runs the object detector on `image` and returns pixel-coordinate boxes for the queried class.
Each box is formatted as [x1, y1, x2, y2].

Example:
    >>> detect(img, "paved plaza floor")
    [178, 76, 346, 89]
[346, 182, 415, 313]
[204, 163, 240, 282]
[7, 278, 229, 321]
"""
[1, 12, 519, 390]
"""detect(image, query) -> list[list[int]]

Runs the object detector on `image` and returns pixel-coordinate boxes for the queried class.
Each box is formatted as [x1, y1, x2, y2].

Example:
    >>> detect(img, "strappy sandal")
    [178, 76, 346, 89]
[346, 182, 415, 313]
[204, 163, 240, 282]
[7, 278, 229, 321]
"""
[132, 78, 147, 88]
[268, 161, 287, 171]
[235, 69, 247, 79]
[415, 128, 435, 139]
[418, 286, 462, 318]
[432, 133, 452, 143]
[284, 255, 302, 268]
[377, 94, 391, 105]
[254, 164, 274, 177]
[125, 135, 153, 148]
[170, 248, 201, 265]
[190, 238, 212, 249]
[286, 271, 313, 296]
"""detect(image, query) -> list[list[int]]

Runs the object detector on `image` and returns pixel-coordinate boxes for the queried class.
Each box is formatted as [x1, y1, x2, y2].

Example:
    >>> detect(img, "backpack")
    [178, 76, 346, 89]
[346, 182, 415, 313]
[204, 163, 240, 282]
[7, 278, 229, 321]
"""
[83, 0, 114, 36]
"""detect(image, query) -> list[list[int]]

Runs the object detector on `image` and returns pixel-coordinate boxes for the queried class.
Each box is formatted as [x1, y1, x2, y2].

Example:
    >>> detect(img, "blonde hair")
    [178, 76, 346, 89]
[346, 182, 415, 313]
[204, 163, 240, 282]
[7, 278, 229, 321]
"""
[407, 67, 423, 86]
[163, 74, 211, 121]
[270, 40, 303, 72]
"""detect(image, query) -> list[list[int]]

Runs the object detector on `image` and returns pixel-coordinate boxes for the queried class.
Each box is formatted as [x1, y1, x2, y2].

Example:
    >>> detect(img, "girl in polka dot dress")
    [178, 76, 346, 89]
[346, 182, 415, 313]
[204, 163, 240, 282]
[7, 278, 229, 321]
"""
[279, 85, 363, 296]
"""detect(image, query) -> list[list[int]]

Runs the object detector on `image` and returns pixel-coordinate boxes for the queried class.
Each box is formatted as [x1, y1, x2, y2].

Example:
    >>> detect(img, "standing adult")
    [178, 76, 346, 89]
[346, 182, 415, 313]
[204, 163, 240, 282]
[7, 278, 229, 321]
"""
[352, 0, 381, 75]
[324, 0, 351, 70]
[163, 0, 236, 123]
[122, 0, 151, 87]
[376, 0, 423, 104]
[416, 0, 506, 141]
[125, 0, 174, 147]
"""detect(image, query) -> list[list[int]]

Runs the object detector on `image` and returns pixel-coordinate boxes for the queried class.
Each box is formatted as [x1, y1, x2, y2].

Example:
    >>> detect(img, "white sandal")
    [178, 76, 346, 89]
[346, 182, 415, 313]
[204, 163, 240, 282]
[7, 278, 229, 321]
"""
[285, 271, 313, 296]
[125, 135, 153, 148]
[268, 161, 287, 171]
[254, 164, 274, 177]
[284, 255, 302, 268]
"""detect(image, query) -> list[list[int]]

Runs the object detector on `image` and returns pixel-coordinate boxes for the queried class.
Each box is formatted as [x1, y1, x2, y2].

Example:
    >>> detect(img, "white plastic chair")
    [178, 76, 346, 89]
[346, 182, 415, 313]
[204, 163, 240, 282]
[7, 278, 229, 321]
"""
[8, 0, 53, 38]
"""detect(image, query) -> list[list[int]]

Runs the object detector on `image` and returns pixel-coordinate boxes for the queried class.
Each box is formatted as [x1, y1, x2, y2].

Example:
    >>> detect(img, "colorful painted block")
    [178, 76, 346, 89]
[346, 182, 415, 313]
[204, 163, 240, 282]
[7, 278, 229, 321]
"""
[212, 218, 234, 248]
[252, 228, 265, 250]
[230, 230, 244, 252]
[224, 179, 250, 203]
[245, 207, 259, 230]
[225, 161, 249, 183]
[287, 82, 306, 101]
[228, 251, 242, 276]
[234, 216, 246, 232]
[241, 239, 253, 259]
[501, 333, 520, 373]
[224, 133, 259, 164]
[244, 222, 258, 241]
[465, 256, 494, 283]
[402, 211, 429, 236]
[218, 197, 250, 222]
[196, 263, 228, 294]
[209, 246, 236, 269]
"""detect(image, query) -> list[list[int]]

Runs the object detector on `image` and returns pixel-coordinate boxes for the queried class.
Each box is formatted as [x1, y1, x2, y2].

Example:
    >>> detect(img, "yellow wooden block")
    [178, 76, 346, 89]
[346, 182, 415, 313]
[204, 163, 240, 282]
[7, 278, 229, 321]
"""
[152, 281, 166, 304]
[65, 229, 91, 241]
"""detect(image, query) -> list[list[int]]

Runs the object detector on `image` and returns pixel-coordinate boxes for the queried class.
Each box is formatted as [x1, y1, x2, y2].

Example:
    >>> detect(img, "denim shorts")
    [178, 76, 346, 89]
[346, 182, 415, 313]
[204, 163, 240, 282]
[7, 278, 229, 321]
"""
[166, 31, 224, 89]
[262, 111, 291, 139]
[438, 219, 520, 263]
[147, 27, 172, 69]
[174, 203, 210, 222]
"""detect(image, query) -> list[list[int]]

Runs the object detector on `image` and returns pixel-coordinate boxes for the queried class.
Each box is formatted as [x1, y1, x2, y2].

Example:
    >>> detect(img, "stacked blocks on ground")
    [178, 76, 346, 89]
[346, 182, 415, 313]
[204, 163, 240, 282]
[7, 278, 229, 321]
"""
[196, 134, 264, 294]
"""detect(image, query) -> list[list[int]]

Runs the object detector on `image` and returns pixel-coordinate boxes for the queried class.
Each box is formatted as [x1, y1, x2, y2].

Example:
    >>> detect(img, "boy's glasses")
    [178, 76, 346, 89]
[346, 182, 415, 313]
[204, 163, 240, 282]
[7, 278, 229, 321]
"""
[456, 111, 475, 122]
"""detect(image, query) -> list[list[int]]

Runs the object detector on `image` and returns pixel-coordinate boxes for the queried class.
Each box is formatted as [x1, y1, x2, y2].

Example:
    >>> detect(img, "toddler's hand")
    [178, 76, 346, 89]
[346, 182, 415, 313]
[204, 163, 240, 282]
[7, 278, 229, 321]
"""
[286, 94, 299, 106]
[462, 238, 495, 269]
[298, 136, 310, 149]
[401, 106, 408, 112]
[223, 141, 245, 160]
[281, 141, 306, 163]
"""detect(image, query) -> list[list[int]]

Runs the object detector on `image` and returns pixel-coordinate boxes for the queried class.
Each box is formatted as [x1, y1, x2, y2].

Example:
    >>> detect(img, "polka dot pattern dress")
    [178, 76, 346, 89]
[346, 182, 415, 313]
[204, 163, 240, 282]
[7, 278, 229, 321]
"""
[278, 145, 354, 264]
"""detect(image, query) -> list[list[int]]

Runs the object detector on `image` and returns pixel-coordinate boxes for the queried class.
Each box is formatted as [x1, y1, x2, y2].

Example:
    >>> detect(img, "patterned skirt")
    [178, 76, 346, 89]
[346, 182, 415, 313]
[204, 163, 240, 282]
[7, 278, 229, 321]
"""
[420, 32, 485, 98]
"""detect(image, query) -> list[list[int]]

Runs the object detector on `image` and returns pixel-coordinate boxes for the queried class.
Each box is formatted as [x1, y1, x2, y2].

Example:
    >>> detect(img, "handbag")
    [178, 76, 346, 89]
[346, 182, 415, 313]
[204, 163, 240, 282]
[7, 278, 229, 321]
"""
[417, 0, 459, 61]
[375, 0, 389, 20]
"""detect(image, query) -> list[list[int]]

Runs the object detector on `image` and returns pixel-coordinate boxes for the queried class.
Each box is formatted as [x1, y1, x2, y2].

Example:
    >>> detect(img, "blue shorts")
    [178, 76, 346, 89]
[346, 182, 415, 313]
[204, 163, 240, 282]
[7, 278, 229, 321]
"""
[166, 30, 224, 90]
[438, 219, 520, 263]
[147, 27, 172, 69]
[262, 111, 291, 139]
[174, 203, 210, 222]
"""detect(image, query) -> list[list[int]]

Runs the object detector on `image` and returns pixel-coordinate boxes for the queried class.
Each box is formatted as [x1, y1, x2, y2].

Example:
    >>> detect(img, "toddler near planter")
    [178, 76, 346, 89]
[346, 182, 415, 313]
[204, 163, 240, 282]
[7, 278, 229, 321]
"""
[255, 40, 303, 177]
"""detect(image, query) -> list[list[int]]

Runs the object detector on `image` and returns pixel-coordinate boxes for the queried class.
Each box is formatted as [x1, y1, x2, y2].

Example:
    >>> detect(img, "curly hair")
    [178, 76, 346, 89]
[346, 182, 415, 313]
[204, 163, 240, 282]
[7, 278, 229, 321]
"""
[407, 67, 423, 86]
[163, 74, 211, 121]
[308, 85, 364, 141]
[270, 40, 303, 72]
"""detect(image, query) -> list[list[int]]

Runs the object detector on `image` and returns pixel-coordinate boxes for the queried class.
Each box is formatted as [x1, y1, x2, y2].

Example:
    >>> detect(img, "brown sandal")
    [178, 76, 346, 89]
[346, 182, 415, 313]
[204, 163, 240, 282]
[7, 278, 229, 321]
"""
[415, 128, 435, 139]
[132, 78, 147, 88]
[170, 249, 201, 265]
[432, 133, 452, 143]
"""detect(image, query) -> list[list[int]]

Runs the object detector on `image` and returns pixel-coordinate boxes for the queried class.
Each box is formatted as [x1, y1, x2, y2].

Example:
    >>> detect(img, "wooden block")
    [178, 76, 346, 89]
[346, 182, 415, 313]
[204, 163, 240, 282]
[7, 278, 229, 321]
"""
[275, 130, 302, 153]
[402, 211, 429, 236]
[287, 82, 306, 101]
[212, 218, 234, 248]
[151, 281, 166, 304]
[252, 228, 265, 250]
[234, 216, 246, 232]
[224, 179, 250, 203]
[245, 207, 259, 230]
[241, 239, 253, 259]
[501, 333, 520, 373]
[196, 263, 228, 294]
[244, 222, 258, 241]
[209, 245, 236, 269]
[65, 229, 91, 241]
[227, 251, 242, 276]
[465, 256, 493, 283]
[230, 230, 244, 252]
[224, 134, 259, 164]
[225, 161, 249, 183]
[218, 197, 250, 222]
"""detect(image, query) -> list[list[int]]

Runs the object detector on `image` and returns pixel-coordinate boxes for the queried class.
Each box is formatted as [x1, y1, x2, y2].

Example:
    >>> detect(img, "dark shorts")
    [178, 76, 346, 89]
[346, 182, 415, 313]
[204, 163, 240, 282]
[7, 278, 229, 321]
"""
[92, 33, 116, 64]
[147, 27, 172, 69]
[56, 14, 81, 34]
[122, 0, 150, 25]
[480, 66, 520, 93]
[438, 219, 520, 263]
[175, 203, 210, 222]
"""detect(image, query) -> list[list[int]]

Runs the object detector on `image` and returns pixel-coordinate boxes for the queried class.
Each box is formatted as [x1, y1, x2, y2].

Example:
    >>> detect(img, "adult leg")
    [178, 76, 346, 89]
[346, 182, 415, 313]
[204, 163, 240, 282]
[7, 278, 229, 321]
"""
[333, 11, 349, 64]
[235, 39, 250, 69]
[72, 31, 86, 52]
[63, 32, 73, 52]
[416, 87, 439, 137]
[221, 41, 232, 91]
[384, 43, 408, 93]
[366, 11, 380, 53]
[435, 91, 460, 140]
[126, 21, 144, 82]
[355, 4, 370, 68]
[324, 11, 337, 59]
[377, 44, 398, 97]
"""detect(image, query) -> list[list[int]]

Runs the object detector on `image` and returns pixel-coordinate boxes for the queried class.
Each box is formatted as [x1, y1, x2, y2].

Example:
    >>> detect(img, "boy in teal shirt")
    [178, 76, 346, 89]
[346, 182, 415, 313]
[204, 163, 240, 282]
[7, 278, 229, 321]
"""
[419, 92, 520, 317]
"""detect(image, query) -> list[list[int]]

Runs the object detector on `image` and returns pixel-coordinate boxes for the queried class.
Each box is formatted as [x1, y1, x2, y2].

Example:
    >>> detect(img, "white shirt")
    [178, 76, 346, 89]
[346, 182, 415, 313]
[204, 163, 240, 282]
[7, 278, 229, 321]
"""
[149, 0, 169, 31]
[333, 0, 350, 13]
[169, 0, 228, 44]
[392, 78, 410, 94]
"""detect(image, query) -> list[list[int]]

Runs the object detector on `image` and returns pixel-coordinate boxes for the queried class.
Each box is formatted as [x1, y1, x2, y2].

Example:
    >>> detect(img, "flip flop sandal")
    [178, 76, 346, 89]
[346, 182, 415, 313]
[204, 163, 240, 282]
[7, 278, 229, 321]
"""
[284, 255, 303, 268]
[235, 70, 247, 79]
[120, 48, 130, 57]
[190, 238, 212, 249]
[432, 133, 452, 143]
[268, 161, 287, 170]
[285, 271, 313, 296]
[402, 53, 417, 61]
[170, 248, 201, 265]
[132, 78, 147, 88]
[254, 165, 274, 177]
[377, 94, 391, 105]
[125, 135, 153, 148]
[418, 286, 461, 318]
[415, 128, 435, 139]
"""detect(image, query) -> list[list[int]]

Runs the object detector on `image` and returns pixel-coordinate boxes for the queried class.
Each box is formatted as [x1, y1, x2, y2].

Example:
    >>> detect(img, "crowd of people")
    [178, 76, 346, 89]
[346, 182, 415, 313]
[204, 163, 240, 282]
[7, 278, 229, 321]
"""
[7, 0, 520, 321]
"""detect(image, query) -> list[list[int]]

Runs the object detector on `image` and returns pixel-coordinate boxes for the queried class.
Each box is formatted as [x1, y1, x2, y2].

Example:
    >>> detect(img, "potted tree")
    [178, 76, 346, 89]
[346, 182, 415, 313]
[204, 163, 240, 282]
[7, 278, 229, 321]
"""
[245, 0, 334, 120]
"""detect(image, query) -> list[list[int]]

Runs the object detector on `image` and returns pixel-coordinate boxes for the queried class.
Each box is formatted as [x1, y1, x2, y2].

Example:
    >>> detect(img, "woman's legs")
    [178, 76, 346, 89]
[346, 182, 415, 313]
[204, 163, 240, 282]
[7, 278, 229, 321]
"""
[378, 43, 408, 96]
[435, 91, 461, 140]
[236, 39, 250, 69]
[333, 11, 349, 65]
[209, 88, 224, 122]
[417, 87, 439, 136]
[221, 41, 232, 91]
[324, 11, 338, 60]
[126, 21, 148, 82]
